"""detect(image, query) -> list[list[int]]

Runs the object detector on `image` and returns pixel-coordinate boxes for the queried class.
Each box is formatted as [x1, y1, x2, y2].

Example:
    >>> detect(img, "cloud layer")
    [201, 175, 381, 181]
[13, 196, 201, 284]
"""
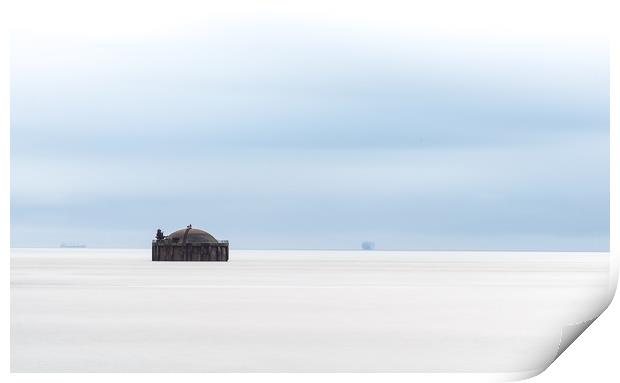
[10, 23, 609, 249]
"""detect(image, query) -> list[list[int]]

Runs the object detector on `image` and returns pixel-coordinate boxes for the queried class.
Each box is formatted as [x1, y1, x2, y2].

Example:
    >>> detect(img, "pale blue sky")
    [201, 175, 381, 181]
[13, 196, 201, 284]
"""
[10, 26, 609, 249]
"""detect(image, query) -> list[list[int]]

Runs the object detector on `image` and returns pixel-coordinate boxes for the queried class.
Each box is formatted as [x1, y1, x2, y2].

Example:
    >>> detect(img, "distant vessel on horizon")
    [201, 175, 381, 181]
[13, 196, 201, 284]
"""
[60, 243, 86, 248]
[361, 241, 375, 250]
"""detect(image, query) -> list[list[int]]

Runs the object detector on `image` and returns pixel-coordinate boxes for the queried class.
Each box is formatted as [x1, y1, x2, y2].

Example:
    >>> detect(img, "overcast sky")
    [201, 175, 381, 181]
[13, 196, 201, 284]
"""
[10, 8, 609, 250]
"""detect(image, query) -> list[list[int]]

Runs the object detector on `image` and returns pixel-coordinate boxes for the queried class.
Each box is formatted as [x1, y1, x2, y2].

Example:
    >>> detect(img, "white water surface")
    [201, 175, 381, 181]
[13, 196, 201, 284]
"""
[11, 249, 611, 373]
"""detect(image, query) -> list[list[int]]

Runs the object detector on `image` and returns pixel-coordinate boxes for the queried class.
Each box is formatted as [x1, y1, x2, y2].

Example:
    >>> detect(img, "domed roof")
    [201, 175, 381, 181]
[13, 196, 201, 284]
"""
[167, 226, 218, 244]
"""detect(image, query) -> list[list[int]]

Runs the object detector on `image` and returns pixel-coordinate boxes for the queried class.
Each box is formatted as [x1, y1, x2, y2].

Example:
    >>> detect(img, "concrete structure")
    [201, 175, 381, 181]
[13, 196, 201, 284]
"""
[152, 225, 229, 261]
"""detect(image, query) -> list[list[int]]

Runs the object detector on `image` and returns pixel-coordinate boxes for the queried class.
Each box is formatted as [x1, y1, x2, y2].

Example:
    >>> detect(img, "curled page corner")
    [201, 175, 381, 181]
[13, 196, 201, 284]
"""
[519, 278, 617, 380]
[552, 275, 618, 360]
[555, 284, 616, 357]
[502, 317, 601, 382]
[554, 317, 598, 363]
[499, 262, 617, 382]
[518, 317, 599, 380]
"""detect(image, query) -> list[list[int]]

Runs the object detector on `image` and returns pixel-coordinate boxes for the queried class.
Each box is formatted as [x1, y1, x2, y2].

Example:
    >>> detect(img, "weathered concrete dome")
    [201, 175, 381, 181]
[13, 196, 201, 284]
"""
[153, 225, 228, 261]
[167, 227, 218, 244]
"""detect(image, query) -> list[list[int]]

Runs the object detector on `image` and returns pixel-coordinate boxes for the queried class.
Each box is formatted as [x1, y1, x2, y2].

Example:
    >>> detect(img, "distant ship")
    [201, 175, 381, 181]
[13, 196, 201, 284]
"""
[361, 241, 375, 250]
[60, 243, 86, 248]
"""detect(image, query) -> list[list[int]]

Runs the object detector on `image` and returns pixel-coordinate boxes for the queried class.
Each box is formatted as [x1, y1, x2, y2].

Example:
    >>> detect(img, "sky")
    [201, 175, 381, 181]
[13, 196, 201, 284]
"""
[10, 2, 610, 250]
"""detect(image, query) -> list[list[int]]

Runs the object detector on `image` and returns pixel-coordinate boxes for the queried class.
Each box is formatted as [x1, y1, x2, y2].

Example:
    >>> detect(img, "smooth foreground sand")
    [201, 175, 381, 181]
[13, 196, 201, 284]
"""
[11, 249, 611, 373]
